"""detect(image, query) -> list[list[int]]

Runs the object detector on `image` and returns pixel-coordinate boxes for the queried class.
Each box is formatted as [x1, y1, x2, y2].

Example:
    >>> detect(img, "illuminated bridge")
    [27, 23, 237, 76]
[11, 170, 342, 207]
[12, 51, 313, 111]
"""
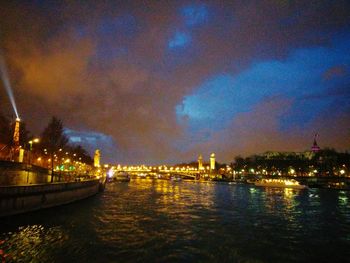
[108, 165, 202, 179]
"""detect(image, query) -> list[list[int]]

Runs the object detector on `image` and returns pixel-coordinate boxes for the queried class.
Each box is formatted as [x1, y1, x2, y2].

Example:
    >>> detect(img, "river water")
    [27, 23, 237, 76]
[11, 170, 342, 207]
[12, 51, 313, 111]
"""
[1, 178, 350, 262]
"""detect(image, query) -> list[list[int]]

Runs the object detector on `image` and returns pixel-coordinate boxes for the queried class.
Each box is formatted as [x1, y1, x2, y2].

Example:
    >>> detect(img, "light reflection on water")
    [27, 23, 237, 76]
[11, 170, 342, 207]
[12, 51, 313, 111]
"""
[1, 180, 350, 262]
[0, 225, 68, 262]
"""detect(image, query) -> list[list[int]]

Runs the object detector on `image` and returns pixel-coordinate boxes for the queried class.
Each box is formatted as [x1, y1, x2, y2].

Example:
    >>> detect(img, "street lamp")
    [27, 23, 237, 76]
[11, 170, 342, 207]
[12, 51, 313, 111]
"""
[25, 138, 39, 183]
[28, 138, 39, 150]
[28, 138, 40, 164]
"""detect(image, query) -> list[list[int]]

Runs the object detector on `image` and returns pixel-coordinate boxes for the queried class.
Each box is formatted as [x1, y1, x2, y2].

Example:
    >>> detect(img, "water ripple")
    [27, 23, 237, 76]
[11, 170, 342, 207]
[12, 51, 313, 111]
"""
[1, 180, 350, 262]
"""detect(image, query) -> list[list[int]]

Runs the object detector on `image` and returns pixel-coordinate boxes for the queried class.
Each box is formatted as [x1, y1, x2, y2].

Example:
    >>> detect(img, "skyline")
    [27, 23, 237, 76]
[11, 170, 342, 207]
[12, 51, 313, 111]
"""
[1, 1, 350, 164]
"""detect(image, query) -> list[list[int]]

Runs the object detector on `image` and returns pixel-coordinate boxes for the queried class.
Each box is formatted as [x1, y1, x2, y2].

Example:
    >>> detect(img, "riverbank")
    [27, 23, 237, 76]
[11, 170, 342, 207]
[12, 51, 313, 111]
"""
[0, 179, 102, 217]
[146, 175, 350, 190]
[194, 175, 350, 190]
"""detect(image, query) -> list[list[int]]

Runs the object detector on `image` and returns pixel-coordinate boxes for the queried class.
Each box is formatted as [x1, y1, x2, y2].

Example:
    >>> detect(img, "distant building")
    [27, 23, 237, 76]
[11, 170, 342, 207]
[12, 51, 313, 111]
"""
[256, 151, 314, 160]
[94, 149, 101, 168]
[311, 134, 321, 153]
[198, 154, 203, 171]
[210, 153, 215, 172]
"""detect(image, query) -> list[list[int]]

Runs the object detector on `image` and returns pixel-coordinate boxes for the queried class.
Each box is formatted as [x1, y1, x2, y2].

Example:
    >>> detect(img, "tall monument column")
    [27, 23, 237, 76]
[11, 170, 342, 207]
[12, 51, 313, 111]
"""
[198, 154, 203, 171]
[94, 149, 101, 168]
[210, 153, 215, 173]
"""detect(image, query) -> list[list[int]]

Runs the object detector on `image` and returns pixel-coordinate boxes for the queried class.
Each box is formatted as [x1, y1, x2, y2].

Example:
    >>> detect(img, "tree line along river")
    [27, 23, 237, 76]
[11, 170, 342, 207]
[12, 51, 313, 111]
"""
[1, 178, 350, 262]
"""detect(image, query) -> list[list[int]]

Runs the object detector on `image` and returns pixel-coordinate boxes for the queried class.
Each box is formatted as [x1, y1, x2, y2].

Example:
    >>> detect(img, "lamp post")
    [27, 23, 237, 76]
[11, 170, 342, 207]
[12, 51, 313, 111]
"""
[26, 138, 39, 183]
[28, 138, 40, 165]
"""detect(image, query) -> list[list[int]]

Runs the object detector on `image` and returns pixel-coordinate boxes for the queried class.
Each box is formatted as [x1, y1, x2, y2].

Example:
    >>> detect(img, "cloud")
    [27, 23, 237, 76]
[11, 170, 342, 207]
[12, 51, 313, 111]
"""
[177, 35, 350, 132]
[65, 128, 119, 163]
[1, 1, 350, 164]
[182, 96, 350, 163]
[168, 31, 191, 49]
[180, 4, 209, 26]
[323, 65, 348, 80]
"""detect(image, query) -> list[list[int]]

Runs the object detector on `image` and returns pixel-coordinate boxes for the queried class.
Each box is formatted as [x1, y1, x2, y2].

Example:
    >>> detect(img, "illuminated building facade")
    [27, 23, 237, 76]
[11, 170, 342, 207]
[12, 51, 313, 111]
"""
[198, 154, 203, 171]
[210, 153, 215, 173]
[94, 149, 101, 167]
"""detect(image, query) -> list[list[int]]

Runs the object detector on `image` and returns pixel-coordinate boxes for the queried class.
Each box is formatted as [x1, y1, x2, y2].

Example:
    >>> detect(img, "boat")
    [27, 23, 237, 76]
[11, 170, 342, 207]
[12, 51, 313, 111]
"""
[156, 174, 168, 180]
[137, 173, 148, 179]
[170, 176, 182, 182]
[246, 179, 257, 184]
[254, 178, 307, 189]
[111, 172, 130, 182]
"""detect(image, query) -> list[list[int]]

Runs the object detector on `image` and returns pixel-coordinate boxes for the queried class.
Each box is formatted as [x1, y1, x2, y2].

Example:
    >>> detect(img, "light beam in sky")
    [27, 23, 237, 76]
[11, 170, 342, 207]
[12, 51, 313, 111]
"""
[0, 50, 19, 119]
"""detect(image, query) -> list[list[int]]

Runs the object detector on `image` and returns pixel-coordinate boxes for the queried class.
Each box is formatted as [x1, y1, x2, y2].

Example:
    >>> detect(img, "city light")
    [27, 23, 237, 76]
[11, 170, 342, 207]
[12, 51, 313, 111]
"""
[1, 3, 349, 262]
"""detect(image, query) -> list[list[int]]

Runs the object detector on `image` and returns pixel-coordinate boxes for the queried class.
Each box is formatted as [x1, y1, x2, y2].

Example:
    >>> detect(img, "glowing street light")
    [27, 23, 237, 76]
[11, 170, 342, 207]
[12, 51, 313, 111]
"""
[28, 138, 40, 164]
[28, 138, 39, 150]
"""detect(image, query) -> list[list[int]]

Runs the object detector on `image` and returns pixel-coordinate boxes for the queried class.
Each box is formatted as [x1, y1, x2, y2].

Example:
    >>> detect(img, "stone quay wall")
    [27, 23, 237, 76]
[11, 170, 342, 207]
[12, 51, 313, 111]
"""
[0, 161, 51, 185]
[0, 179, 100, 217]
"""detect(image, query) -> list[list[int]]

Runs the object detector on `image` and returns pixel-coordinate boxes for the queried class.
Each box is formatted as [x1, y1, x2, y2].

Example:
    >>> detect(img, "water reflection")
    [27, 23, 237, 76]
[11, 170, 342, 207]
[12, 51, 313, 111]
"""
[1, 180, 350, 262]
[1, 225, 67, 262]
[338, 191, 348, 205]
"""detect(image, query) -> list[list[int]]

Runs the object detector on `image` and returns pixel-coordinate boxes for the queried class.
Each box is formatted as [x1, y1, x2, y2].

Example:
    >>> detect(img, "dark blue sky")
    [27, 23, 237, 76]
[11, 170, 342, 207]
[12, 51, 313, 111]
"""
[1, 1, 349, 164]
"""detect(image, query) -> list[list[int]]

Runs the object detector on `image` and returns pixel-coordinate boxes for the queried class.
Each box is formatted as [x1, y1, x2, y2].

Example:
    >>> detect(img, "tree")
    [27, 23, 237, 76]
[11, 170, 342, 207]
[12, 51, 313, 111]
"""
[41, 117, 68, 182]
[0, 113, 11, 145]
[67, 144, 93, 165]
[17, 121, 30, 147]
[233, 156, 245, 170]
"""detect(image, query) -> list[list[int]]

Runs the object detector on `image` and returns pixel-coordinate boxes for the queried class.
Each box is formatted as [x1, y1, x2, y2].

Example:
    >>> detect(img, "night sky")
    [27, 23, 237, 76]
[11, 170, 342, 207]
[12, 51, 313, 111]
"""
[0, 1, 350, 164]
